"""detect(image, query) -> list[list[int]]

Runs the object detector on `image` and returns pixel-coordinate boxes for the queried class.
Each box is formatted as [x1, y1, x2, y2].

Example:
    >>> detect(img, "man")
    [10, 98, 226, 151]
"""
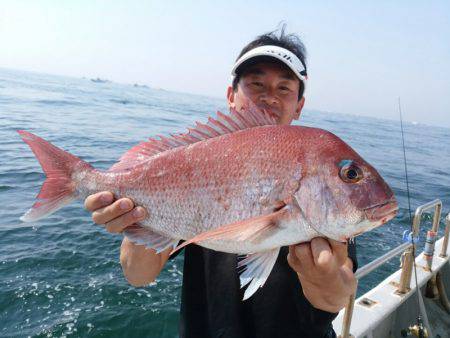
[85, 29, 357, 338]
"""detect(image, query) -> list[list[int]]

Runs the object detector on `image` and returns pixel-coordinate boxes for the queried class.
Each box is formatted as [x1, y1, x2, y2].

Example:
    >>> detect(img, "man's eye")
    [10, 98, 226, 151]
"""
[279, 86, 291, 92]
[251, 82, 263, 87]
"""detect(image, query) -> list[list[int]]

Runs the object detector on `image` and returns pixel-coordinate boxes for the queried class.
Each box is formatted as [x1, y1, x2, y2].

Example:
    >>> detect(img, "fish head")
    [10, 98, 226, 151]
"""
[294, 128, 398, 242]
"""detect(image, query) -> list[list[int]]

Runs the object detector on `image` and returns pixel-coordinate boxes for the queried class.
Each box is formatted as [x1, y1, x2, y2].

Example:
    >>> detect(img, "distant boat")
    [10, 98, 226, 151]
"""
[90, 78, 109, 83]
[133, 83, 149, 88]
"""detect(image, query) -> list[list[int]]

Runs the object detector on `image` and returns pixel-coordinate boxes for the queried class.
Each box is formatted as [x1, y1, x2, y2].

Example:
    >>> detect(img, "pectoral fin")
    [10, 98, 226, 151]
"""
[171, 206, 290, 255]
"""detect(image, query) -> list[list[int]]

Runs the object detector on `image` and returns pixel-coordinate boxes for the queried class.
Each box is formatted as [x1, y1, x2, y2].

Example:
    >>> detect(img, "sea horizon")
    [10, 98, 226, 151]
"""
[2, 66, 447, 131]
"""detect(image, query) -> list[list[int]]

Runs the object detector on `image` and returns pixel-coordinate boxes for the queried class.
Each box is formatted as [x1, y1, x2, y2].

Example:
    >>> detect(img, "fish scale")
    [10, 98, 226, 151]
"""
[104, 126, 303, 243]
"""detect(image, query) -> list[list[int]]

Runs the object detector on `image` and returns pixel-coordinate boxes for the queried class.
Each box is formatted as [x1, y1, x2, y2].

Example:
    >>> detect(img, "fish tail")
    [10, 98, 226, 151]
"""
[18, 130, 93, 222]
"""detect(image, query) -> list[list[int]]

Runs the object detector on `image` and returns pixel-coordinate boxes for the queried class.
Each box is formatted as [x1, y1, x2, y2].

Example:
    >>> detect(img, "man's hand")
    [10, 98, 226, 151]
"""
[84, 191, 146, 233]
[287, 238, 356, 313]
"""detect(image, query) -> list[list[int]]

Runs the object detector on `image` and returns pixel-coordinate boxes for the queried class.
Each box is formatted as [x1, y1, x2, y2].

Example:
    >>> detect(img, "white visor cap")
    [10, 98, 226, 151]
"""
[231, 45, 307, 88]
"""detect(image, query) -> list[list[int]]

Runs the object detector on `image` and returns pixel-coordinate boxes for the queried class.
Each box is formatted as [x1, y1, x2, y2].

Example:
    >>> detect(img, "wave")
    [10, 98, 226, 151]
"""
[35, 99, 85, 106]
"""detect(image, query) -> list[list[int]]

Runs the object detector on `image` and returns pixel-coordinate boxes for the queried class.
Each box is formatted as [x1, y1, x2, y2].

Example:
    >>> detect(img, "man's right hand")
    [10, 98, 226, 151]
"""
[84, 191, 147, 233]
[84, 191, 170, 286]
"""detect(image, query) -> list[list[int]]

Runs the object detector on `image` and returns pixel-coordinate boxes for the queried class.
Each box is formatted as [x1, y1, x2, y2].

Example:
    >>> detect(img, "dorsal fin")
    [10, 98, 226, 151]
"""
[109, 102, 277, 172]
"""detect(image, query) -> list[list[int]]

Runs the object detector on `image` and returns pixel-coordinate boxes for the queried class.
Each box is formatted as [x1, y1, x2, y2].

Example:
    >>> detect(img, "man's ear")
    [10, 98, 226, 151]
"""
[227, 86, 236, 109]
[294, 97, 305, 120]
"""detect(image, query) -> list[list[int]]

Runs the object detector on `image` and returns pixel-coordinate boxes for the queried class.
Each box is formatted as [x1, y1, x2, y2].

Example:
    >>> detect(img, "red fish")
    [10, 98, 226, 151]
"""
[19, 106, 397, 299]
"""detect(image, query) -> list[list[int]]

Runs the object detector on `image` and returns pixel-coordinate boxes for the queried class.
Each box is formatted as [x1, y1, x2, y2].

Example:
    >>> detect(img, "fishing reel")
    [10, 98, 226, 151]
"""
[400, 324, 428, 338]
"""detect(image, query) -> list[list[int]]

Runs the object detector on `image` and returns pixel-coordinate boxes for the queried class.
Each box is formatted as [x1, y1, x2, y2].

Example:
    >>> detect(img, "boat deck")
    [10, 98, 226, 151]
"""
[333, 202, 450, 338]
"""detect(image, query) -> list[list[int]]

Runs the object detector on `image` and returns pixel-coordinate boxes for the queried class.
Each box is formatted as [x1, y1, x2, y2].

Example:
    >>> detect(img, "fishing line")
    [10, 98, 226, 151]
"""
[398, 97, 426, 337]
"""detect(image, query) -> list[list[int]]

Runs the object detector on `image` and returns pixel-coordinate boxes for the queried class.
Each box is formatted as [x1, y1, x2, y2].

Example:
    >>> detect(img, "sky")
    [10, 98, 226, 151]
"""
[1, 1, 450, 127]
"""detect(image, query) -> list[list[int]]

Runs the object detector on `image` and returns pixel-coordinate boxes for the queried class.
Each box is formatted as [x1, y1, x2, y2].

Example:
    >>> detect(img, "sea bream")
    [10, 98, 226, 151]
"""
[19, 105, 398, 299]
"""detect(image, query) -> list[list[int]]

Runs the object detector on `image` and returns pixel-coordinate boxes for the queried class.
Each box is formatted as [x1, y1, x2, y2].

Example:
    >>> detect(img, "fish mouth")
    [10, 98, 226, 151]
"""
[363, 198, 398, 224]
[308, 199, 398, 243]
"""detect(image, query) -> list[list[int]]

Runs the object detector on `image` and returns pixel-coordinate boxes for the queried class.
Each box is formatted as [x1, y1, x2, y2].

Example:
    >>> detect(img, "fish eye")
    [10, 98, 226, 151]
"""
[339, 161, 363, 183]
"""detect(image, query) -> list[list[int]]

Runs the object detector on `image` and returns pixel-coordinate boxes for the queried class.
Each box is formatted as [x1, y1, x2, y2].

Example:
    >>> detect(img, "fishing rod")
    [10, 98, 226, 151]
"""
[398, 97, 429, 338]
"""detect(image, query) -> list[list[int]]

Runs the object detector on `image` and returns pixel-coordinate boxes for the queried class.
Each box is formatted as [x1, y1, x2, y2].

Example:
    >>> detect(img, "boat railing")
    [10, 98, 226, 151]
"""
[338, 199, 450, 338]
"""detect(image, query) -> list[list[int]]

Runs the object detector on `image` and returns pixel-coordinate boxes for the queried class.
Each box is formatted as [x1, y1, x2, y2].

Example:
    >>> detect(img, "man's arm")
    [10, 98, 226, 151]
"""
[84, 191, 169, 286]
[287, 238, 357, 313]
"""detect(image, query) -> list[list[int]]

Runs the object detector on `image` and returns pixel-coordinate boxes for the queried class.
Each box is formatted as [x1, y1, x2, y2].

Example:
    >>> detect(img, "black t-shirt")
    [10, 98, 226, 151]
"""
[177, 242, 358, 338]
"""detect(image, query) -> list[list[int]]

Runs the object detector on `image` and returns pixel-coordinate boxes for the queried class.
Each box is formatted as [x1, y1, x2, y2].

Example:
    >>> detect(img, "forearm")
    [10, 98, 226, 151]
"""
[120, 237, 170, 286]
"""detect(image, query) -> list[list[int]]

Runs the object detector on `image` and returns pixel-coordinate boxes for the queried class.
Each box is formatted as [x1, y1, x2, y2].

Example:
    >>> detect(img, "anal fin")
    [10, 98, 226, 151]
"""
[238, 248, 280, 300]
[123, 226, 179, 253]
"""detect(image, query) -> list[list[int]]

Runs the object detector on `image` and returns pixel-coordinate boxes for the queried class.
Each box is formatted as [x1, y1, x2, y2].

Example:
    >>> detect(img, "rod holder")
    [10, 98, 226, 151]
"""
[413, 199, 442, 271]
[397, 247, 413, 294]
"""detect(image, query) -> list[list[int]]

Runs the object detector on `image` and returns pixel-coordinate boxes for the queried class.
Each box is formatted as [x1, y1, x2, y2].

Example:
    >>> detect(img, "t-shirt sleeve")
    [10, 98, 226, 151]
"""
[307, 304, 339, 337]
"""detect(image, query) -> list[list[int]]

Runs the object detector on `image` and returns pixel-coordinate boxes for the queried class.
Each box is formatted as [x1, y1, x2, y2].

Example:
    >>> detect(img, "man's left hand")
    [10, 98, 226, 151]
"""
[287, 238, 356, 313]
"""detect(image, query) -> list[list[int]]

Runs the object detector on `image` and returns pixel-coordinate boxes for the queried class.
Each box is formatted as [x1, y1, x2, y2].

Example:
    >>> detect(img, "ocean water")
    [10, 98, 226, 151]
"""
[0, 68, 449, 338]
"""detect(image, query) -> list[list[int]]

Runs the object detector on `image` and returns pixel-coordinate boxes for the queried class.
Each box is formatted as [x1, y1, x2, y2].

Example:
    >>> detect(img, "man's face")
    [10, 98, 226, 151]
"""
[227, 61, 305, 125]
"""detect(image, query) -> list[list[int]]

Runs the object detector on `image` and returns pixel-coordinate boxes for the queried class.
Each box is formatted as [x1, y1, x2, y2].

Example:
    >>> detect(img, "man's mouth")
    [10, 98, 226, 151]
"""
[253, 104, 282, 119]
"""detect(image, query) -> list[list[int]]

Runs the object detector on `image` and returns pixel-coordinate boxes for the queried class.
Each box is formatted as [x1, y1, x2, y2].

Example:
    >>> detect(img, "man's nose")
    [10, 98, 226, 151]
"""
[259, 92, 279, 106]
